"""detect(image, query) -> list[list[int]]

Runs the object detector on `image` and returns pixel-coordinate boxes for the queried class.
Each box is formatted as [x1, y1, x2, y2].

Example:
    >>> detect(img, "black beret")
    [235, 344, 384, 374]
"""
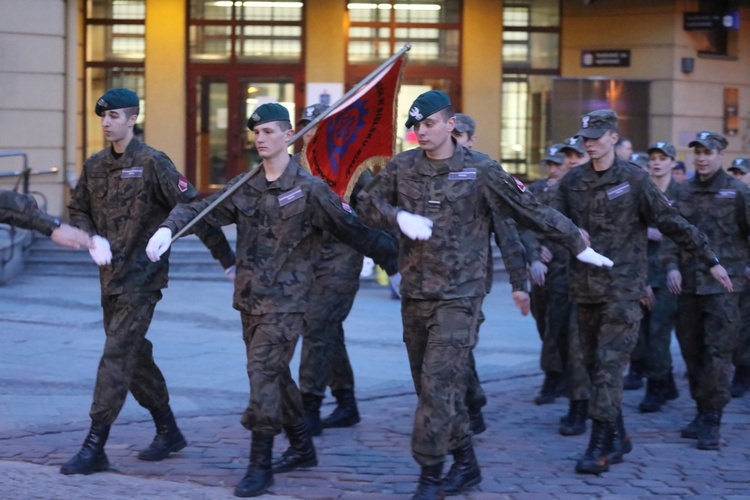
[95, 88, 139, 116]
[247, 103, 290, 130]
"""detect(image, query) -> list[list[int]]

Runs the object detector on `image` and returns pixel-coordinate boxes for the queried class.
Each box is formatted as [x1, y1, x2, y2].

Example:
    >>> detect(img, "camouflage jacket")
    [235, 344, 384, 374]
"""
[0, 190, 59, 236]
[662, 169, 750, 295]
[647, 179, 680, 288]
[491, 215, 528, 293]
[356, 144, 585, 300]
[159, 158, 398, 314]
[553, 158, 716, 303]
[69, 139, 235, 295]
[520, 178, 570, 293]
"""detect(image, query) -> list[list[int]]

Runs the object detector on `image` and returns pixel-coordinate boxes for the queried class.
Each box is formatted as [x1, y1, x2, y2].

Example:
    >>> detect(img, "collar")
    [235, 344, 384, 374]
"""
[247, 155, 297, 192]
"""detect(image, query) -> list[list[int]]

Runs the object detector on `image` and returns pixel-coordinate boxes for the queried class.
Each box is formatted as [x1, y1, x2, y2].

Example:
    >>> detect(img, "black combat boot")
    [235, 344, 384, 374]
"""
[534, 372, 564, 405]
[730, 366, 750, 398]
[301, 393, 324, 437]
[623, 361, 644, 390]
[412, 463, 444, 500]
[559, 399, 588, 436]
[638, 379, 667, 413]
[321, 389, 360, 429]
[272, 421, 318, 473]
[234, 432, 274, 498]
[575, 419, 613, 475]
[442, 442, 482, 495]
[60, 420, 111, 475]
[607, 411, 633, 464]
[697, 409, 722, 450]
[664, 371, 679, 401]
[138, 406, 188, 461]
[680, 404, 705, 439]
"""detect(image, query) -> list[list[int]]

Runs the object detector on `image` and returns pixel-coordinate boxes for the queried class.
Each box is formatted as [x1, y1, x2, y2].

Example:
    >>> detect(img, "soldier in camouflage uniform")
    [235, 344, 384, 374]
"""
[452, 113, 530, 435]
[634, 142, 681, 413]
[663, 132, 750, 450]
[293, 103, 392, 435]
[356, 91, 611, 499]
[727, 157, 750, 397]
[147, 103, 398, 498]
[553, 111, 731, 475]
[62, 88, 236, 476]
[0, 190, 92, 249]
[523, 145, 570, 406]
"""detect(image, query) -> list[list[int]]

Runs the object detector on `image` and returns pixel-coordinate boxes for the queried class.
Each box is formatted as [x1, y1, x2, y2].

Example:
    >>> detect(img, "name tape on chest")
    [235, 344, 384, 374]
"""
[606, 182, 631, 200]
[121, 166, 143, 179]
[278, 186, 304, 207]
[716, 189, 737, 199]
[448, 168, 477, 181]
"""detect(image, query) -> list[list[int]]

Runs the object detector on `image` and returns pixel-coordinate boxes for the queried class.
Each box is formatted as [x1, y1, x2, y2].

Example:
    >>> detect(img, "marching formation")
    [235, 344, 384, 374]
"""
[2, 84, 748, 500]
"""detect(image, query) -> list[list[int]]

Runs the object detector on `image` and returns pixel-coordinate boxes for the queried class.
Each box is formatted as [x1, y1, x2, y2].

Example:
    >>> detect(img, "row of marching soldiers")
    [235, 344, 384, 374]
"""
[35, 85, 747, 500]
[515, 120, 750, 477]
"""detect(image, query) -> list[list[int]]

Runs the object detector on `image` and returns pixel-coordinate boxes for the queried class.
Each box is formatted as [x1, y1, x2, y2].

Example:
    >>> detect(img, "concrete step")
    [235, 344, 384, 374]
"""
[24, 233, 234, 281]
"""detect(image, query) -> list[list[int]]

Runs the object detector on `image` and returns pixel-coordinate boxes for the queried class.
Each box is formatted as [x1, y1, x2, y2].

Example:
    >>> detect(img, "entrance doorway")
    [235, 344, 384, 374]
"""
[187, 71, 301, 192]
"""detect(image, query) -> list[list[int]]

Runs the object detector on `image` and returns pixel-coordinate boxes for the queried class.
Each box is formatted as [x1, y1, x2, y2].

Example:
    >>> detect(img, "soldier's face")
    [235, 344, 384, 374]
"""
[564, 150, 589, 168]
[451, 130, 476, 149]
[648, 152, 674, 179]
[414, 112, 455, 157]
[583, 130, 617, 161]
[672, 168, 687, 183]
[547, 162, 569, 181]
[298, 122, 316, 146]
[253, 122, 293, 159]
[692, 146, 723, 180]
[100, 109, 136, 144]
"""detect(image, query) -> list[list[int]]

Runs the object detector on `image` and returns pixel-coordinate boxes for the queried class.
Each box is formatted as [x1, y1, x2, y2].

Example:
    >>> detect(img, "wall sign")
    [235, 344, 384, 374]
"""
[581, 50, 630, 68]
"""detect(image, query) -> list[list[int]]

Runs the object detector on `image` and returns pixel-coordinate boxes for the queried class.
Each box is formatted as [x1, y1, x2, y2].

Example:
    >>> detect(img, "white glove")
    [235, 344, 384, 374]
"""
[146, 227, 173, 262]
[224, 264, 237, 281]
[89, 235, 112, 266]
[576, 247, 614, 267]
[396, 211, 433, 240]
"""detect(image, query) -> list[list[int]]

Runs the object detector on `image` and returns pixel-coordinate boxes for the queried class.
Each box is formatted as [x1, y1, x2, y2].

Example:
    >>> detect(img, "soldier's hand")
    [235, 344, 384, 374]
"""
[88, 235, 112, 266]
[540, 245, 553, 263]
[710, 264, 733, 292]
[641, 286, 655, 310]
[666, 269, 682, 295]
[575, 247, 613, 267]
[396, 211, 432, 240]
[146, 227, 173, 262]
[647, 227, 663, 242]
[224, 264, 236, 281]
[512, 291, 530, 316]
[529, 261, 547, 286]
[50, 224, 94, 250]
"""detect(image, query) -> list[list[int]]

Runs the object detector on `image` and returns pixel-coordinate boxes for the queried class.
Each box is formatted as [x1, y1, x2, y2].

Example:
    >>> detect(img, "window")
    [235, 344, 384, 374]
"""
[189, 0, 305, 63]
[84, 0, 145, 158]
[347, 1, 461, 66]
[501, 0, 560, 178]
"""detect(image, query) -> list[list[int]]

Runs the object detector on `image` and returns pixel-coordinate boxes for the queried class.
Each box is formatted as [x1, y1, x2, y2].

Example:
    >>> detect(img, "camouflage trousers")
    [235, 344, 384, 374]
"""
[676, 293, 739, 411]
[90, 291, 168, 425]
[530, 284, 548, 342]
[577, 301, 642, 423]
[240, 312, 305, 434]
[299, 290, 357, 398]
[402, 296, 481, 467]
[733, 288, 750, 369]
[635, 287, 678, 380]
[563, 303, 591, 401]
[465, 309, 486, 410]
[541, 290, 570, 376]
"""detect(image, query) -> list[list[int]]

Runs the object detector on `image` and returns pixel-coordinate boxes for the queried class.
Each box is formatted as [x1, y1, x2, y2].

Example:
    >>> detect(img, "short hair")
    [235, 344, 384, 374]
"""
[123, 106, 139, 118]
[438, 105, 456, 122]
[615, 136, 630, 146]
[278, 120, 292, 131]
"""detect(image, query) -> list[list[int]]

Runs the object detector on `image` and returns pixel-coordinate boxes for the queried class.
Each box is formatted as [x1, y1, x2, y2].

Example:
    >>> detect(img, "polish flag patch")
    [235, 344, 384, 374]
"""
[178, 176, 189, 193]
[513, 177, 527, 193]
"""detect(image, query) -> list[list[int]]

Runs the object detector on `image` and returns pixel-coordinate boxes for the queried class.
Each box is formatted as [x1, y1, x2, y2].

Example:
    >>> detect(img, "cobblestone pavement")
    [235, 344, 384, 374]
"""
[1, 272, 749, 498]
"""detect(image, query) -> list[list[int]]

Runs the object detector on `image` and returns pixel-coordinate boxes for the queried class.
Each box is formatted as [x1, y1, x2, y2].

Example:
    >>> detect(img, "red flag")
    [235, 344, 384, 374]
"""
[301, 54, 406, 201]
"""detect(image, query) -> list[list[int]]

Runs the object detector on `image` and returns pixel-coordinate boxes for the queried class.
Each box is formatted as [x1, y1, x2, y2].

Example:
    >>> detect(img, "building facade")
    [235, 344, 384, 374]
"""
[0, 0, 748, 216]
